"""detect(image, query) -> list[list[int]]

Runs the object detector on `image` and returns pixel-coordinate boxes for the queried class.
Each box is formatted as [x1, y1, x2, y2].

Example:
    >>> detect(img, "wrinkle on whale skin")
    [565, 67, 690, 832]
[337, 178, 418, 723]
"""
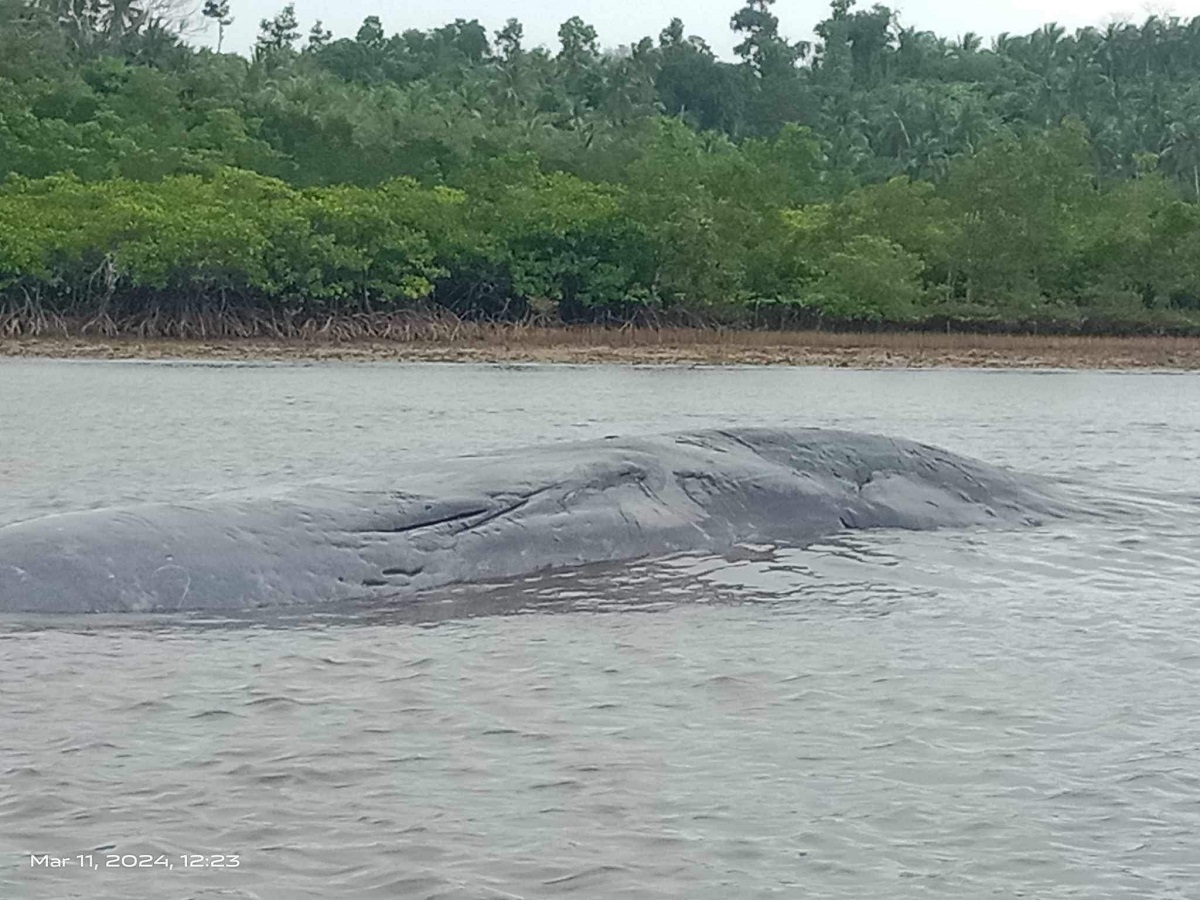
[0, 428, 1076, 614]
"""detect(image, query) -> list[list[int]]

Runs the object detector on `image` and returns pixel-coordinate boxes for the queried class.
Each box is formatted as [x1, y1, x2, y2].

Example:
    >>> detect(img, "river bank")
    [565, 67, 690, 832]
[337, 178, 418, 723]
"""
[4, 327, 1200, 369]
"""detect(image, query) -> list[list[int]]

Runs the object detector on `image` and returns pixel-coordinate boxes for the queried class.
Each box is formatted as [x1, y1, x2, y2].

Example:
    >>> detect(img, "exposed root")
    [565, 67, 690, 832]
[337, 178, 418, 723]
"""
[0, 303, 498, 342]
[4, 299, 1200, 369]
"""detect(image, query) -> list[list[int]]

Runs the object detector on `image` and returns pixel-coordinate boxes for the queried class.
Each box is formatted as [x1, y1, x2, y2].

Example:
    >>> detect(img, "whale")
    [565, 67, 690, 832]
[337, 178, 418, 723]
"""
[0, 428, 1075, 614]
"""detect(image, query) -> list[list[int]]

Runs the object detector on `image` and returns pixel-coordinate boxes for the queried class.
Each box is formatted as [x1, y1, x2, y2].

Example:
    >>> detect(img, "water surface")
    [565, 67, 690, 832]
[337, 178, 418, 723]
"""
[2, 360, 1199, 898]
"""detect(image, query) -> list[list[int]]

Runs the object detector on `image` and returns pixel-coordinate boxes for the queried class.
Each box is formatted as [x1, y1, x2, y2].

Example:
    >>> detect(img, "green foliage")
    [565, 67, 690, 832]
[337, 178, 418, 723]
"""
[942, 122, 1097, 306]
[0, 170, 446, 311]
[778, 205, 925, 321]
[809, 235, 925, 321]
[257, 4, 300, 56]
[3, 0, 1200, 332]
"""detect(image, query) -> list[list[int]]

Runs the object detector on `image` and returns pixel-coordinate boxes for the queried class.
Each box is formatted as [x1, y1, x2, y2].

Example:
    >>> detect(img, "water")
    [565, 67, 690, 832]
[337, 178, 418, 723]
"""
[2, 360, 1199, 899]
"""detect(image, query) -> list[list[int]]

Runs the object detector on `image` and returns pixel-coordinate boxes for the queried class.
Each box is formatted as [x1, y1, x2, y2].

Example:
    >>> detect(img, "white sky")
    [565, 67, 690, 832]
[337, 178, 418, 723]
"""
[195, 0, 1196, 58]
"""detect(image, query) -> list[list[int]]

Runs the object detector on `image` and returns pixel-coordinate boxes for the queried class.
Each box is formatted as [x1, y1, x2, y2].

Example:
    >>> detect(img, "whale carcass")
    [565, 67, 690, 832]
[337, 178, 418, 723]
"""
[0, 428, 1073, 614]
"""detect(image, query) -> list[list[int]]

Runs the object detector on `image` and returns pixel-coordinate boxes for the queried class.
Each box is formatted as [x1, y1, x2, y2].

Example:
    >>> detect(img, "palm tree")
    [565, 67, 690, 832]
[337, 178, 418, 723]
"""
[202, 0, 232, 53]
[102, 0, 145, 39]
[1162, 113, 1200, 199]
[954, 32, 982, 55]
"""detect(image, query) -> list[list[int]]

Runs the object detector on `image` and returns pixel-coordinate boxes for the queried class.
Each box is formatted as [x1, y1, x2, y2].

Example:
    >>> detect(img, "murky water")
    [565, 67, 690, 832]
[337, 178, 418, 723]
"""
[2, 360, 1199, 899]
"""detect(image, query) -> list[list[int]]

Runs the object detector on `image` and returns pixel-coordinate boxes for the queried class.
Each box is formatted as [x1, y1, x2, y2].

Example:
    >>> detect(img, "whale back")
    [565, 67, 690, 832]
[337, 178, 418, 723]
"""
[0, 428, 1071, 614]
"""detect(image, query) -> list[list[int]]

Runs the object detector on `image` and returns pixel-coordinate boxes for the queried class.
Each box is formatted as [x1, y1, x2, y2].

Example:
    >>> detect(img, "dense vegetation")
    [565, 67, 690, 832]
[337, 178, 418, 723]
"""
[3, 0, 1200, 334]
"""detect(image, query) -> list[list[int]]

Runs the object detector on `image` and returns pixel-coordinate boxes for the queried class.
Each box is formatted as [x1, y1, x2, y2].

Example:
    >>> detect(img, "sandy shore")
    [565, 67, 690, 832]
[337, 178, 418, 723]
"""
[5, 329, 1200, 369]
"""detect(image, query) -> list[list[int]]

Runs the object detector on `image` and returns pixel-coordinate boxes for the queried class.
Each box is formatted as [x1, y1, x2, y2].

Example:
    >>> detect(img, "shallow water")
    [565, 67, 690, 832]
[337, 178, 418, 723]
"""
[2, 360, 1199, 899]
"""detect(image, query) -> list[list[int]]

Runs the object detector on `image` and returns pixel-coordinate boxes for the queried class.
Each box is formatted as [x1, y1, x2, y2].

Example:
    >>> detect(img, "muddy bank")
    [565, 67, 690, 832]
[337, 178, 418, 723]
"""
[5, 328, 1200, 369]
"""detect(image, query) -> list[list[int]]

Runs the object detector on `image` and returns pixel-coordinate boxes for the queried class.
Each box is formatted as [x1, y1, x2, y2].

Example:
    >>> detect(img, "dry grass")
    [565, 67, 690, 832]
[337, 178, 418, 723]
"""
[5, 322, 1200, 369]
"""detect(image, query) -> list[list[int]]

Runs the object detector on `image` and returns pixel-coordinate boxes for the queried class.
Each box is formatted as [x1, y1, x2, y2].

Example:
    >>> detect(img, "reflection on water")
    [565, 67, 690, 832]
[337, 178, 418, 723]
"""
[2, 361, 1200, 899]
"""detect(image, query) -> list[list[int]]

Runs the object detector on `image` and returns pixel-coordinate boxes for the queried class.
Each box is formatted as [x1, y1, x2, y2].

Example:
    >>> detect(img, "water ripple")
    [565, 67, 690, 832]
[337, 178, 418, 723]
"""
[5, 364, 1200, 898]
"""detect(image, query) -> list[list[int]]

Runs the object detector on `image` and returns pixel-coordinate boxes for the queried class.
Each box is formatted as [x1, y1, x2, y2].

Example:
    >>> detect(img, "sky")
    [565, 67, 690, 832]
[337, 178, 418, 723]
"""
[194, 0, 1196, 59]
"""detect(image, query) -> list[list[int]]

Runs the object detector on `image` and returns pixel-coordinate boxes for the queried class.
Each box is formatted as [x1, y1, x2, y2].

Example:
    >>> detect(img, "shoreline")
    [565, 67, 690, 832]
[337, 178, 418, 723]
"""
[4, 329, 1200, 370]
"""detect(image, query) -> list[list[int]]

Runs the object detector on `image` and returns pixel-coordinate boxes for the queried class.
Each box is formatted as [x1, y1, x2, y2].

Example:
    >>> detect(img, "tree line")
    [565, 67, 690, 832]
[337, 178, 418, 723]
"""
[2, 0, 1200, 333]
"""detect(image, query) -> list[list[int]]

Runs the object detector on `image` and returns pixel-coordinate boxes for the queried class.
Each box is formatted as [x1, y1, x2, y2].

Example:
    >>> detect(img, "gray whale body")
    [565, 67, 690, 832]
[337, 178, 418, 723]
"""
[0, 428, 1072, 614]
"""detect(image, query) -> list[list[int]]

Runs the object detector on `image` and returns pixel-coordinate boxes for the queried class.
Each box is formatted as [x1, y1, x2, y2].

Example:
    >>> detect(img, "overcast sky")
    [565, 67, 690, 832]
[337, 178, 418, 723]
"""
[196, 0, 1196, 58]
